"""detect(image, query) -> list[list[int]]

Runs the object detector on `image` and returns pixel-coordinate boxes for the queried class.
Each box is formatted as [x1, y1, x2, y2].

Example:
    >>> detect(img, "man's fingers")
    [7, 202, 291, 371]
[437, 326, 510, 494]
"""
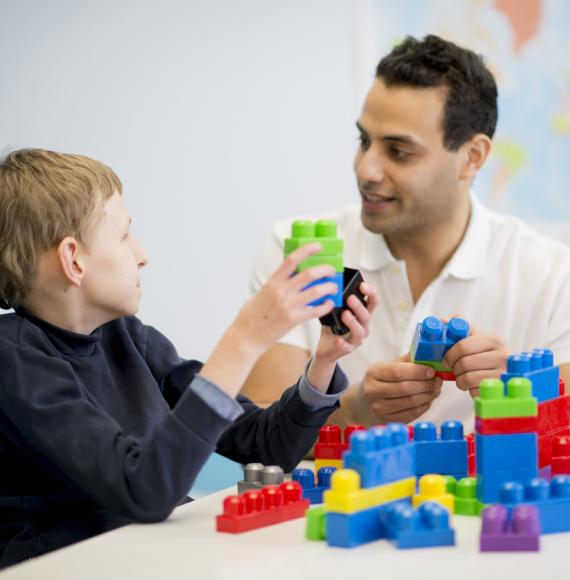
[452, 350, 507, 377]
[367, 361, 435, 383]
[444, 333, 505, 368]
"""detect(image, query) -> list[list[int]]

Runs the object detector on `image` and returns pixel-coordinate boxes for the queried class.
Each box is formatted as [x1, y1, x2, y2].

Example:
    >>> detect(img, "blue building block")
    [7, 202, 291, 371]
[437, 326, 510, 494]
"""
[292, 466, 336, 504]
[498, 476, 570, 534]
[303, 272, 344, 307]
[343, 423, 416, 489]
[326, 499, 408, 548]
[475, 433, 538, 473]
[410, 316, 469, 363]
[500, 349, 559, 403]
[413, 421, 468, 478]
[381, 501, 455, 549]
[477, 467, 540, 504]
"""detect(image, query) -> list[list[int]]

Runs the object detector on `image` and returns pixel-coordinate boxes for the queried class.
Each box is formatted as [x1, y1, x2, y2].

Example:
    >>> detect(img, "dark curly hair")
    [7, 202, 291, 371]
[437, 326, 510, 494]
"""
[376, 35, 498, 150]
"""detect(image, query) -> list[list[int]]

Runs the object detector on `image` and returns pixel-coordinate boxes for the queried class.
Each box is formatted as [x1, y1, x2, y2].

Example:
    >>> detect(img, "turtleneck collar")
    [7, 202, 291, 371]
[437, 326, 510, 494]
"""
[15, 307, 103, 357]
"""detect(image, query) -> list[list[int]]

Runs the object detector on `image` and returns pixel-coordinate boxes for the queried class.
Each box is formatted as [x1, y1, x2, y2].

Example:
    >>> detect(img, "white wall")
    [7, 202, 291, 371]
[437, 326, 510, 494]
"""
[0, 0, 362, 359]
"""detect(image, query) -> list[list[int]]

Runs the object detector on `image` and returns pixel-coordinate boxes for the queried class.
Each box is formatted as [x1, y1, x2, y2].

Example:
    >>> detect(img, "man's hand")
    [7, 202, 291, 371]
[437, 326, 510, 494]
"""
[443, 327, 509, 398]
[351, 354, 443, 425]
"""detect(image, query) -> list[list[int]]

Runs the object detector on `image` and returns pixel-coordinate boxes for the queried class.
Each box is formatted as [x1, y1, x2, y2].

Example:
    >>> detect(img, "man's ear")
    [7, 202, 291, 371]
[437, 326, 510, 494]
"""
[57, 237, 85, 288]
[458, 134, 492, 181]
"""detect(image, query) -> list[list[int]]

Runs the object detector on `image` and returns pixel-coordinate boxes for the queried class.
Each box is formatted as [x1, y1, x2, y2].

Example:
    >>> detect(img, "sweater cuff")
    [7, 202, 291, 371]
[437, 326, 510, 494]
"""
[297, 359, 349, 410]
[189, 374, 244, 422]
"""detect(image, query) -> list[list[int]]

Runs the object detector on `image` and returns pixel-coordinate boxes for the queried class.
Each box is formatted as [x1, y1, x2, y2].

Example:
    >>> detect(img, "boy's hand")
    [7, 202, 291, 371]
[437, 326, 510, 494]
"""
[231, 243, 339, 355]
[307, 283, 379, 392]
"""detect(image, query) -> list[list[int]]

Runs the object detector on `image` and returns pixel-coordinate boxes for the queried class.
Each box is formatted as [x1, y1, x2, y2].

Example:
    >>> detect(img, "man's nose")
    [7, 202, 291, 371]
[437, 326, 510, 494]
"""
[356, 148, 385, 183]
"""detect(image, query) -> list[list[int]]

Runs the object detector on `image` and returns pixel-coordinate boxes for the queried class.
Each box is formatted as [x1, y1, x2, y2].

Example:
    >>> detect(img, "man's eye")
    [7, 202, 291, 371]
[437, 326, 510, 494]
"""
[389, 146, 409, 160]
[357, 135, 371, 149]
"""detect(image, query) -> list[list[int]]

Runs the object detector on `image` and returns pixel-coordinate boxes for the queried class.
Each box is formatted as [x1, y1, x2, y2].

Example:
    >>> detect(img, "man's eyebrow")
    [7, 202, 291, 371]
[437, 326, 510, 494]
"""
[356, 122, 421, 147]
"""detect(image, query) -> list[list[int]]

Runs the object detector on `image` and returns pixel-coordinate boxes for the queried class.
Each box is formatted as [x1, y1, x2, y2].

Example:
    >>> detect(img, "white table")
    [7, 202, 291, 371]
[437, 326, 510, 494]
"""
[1, 487, 568, 580]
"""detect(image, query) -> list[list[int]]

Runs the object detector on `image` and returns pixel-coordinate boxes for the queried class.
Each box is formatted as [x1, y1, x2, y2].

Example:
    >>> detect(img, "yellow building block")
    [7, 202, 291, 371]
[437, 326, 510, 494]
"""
[323, 469, 416, 514]
[315, 458, 343, 473]
[412, 474, 454, 512]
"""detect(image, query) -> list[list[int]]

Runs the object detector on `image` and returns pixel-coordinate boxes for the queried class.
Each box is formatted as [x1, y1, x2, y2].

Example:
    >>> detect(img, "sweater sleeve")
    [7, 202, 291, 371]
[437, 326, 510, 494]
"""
[0, 343, 235, 523]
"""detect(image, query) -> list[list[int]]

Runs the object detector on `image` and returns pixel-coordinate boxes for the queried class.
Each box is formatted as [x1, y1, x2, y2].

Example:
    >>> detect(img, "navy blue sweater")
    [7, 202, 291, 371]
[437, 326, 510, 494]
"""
[0, 309, 344, 567]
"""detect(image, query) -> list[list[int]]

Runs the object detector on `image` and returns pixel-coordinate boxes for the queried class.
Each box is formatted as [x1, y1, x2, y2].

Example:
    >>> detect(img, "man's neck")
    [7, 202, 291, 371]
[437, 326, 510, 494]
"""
[385, 195, 471, 303]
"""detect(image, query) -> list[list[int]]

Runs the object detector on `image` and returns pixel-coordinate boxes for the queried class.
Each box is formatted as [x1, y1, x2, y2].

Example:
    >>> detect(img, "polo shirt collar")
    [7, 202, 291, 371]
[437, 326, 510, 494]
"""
[357, 191, 490, 280]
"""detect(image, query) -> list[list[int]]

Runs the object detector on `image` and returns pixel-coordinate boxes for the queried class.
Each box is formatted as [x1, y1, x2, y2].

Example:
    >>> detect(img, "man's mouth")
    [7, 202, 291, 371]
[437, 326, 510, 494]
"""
[361, 192, 396, 211]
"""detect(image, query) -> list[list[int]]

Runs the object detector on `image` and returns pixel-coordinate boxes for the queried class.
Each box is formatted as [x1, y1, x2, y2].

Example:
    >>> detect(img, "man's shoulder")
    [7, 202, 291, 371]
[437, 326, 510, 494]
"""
[0, 312, 24, 347]
[271, 205, 362, 242]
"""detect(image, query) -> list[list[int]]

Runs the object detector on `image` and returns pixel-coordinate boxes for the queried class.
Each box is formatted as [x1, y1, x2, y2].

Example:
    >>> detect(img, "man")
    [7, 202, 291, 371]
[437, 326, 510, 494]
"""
[242, 35, 570, 432]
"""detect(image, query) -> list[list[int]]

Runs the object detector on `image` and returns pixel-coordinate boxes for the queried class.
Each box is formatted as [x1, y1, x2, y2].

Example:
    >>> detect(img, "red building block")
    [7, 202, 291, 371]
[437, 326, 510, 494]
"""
[466, 433, 476, 477]
[552, 435, 570, 476]
[216, 481, 309, 534]
[314, 424, 365, 460]
[476, 415, 538, 435]
[435, 370, 456, 381]
[537, 394, 570, 435]
[560, 378, 566, 397]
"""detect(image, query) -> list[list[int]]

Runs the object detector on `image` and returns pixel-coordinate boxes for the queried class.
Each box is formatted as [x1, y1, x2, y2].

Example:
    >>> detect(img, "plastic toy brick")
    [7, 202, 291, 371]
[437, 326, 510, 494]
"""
[560, 377, 566, 396]
[318, 267, 367, 336]
[539, 465, 552, 480]
[325, 501, 392, 548]
[314, 424, 365, 460]
[537, 393, 570, 435]
[452, 477, 483, 516]
[477, 468, 540, 504]
[552, 435, 570, 476]
[497, 476, 570, 534]
[237, 463, 285, 494]
[475, 432, 538, 473]
[284, 220, 344, 263]
[538, 424, 570, 468]
[216, 481, 309, 534]
[501, 349, 559, 403]
[343, 423, 416, 488]
[284, 219, 344, 307]
[305, 505, 327, 541]
[413, 420, 468, 478]
[315, 458, 343, 473]
[412, 474, 454, 512]
[466, 433, 476, 477]
[475, 415, 538, 435]
[381, 501, 455, 549]
[474, 378, 537, 419]
[292, 466, 336, 504]
[323, 468, 415, 513]
[480, 504, 540, 552]
[410, 316, 469, 363]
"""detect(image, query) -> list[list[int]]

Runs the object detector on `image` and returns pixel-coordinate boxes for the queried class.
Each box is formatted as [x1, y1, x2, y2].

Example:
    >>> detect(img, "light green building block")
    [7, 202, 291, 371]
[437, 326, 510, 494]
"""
[453, 477, 483, 516]
[474, 377, 537, 419]
[305, 505, 326, 541]
[284, 219, 344, 273]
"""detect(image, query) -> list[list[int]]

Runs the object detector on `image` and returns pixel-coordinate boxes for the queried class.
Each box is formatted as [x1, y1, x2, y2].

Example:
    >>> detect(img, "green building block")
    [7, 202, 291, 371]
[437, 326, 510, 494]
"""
[474, 377, 537, 419]
[284, 219, 344, 273]
[410, 354, 453, 373]
[305, 505, 327, 541]
[443, 475, 457, 494]
[453, 477, 483, 516]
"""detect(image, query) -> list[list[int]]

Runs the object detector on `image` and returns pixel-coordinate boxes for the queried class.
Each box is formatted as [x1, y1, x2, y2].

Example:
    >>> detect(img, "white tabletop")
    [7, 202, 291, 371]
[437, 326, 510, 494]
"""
[1, 487, 569, 580]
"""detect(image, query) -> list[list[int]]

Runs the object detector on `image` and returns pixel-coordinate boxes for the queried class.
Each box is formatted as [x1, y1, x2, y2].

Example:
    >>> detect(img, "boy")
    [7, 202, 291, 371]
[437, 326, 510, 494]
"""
[0, 149, 378, 567]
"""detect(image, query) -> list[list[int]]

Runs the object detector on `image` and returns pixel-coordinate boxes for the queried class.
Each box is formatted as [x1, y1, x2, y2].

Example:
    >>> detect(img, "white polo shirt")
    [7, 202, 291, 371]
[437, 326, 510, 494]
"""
[249, 194, 570, 432]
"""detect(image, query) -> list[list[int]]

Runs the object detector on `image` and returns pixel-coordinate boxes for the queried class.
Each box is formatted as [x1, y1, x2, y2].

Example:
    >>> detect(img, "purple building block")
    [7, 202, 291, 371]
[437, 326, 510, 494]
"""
[480, 504, 540, 552]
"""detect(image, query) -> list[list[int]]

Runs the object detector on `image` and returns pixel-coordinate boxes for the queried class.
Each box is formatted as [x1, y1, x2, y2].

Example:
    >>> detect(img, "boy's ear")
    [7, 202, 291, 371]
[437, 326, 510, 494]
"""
[458, 133, 492, 181]
[57, 237, 86, 288]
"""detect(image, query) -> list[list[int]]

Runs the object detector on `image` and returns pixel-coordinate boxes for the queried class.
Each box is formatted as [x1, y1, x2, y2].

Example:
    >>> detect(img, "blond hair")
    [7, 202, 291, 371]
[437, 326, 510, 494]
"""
[0, 149, 122, 308]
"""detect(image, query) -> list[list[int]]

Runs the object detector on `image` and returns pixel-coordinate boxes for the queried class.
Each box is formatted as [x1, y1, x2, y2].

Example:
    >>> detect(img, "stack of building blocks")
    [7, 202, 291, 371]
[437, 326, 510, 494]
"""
[292, 466, 336, 504]
[216, 481, 309, 534]
[314, 424, 365, 472]
[381, 501, 455, 549]
[284, 219, 344, 307]
[409, 316, 470, 380]
[480, 504, 541, 552]
[413, 420, 468, 479]
[496, 476, 570, 534]
[322, 423, 421, 548]
[237, 463, 284, 494]
[501, 350, 559, 403]
[475, 377, 539, 503]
